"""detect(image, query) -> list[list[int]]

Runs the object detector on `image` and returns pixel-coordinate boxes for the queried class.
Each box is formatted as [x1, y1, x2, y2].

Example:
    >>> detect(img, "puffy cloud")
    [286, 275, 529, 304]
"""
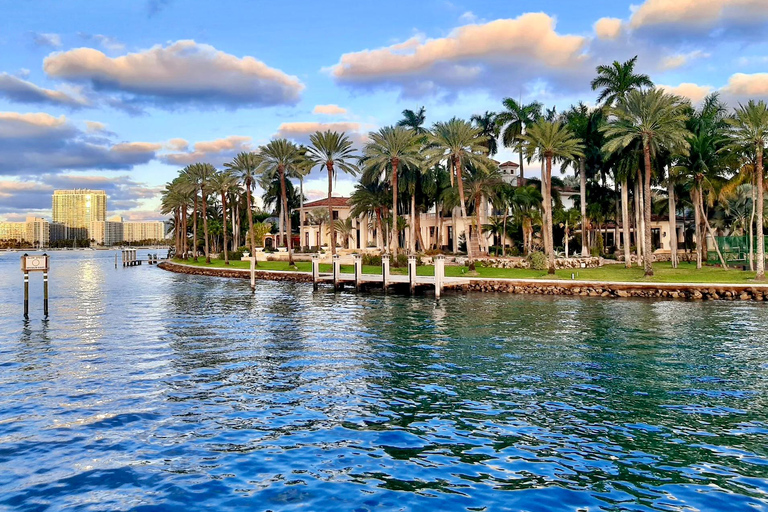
[313, 104, 348, 115]
[158, 135, 253, 166]
[44, 40, 305, 110]
[0, 111, 158, 175]
[274, 121, 368, 146]
[659, 50, 710, 70]
[658, 83, 715, 103]
[32, 33, 62, 48]
[594, 17, 623, 40]
[721, 73, 768, 100]
[327, 13, 589, 98]
[85, 121, 106, 132]
[629, 0, 768, 32]
[0, 73, 90, 108]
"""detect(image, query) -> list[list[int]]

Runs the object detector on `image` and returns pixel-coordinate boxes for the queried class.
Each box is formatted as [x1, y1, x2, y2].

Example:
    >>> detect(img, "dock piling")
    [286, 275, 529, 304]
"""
[311, 254, 319, 290]
[382, 254, 390, 291]
[249, 256, 256, 290]
[408, 255, 417, 295]
[354, 254, 362, 291]
[333, 255, 341, 291]
[434, 255, 444, 299]
[23, 271, 29, 319]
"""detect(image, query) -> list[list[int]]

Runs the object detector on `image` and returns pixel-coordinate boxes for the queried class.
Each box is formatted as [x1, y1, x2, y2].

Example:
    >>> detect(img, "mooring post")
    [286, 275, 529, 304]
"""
[115, 252, 118, 269]
[408, 255, 417, 295]
[333, 254, 340, 291]
[250, 256, 256, 291]
[382, 254, 390, 291]
[354, 254, 362, 291]
[43, 268, 49, 318]
[23, 270, 29, 320]
[434, 255, 444, 299]
[311, 254, 319, 290]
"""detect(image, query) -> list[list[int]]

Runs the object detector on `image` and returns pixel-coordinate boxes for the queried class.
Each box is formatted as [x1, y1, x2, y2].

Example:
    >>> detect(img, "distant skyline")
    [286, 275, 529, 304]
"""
[1, 0, 767, 221]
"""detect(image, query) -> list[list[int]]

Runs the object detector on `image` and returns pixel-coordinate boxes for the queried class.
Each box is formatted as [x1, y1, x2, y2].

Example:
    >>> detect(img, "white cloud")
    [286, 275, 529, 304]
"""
[327, 13, 589, 98]
[594, 17, 623, 40]
[158, 135, 253, 166]
[658, 83, 715, 103]
[629, 0, 768, 31]
[43, 40, 305, 109]
[312, 104, 348, 116]
[32, 33, 62, 48]
[721, 73, 768, 100]
[0, 73, 90, 108]
[274, 121, 368, 146]
[659, 50, 710, 70]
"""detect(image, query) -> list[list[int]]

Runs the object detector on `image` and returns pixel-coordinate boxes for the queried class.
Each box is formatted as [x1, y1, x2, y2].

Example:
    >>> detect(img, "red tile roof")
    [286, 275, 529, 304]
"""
[500, 161, 519, 167]
[302, 197, 350, 208]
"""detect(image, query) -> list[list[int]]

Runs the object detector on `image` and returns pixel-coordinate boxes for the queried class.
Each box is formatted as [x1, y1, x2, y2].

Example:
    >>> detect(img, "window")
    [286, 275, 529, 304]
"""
[332, 211, 339, 220]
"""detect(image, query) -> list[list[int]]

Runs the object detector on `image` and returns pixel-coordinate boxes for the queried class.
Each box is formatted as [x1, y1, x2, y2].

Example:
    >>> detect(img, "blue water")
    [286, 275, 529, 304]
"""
[1, 251, 767, 511]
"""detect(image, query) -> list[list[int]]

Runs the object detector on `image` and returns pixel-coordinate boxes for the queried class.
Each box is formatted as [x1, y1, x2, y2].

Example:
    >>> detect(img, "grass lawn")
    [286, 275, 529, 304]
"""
[172, 258, 762, 285]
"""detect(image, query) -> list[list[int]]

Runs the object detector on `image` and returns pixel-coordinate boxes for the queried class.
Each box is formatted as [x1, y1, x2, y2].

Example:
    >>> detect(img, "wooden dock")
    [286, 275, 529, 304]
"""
[311, 254, 466, 298]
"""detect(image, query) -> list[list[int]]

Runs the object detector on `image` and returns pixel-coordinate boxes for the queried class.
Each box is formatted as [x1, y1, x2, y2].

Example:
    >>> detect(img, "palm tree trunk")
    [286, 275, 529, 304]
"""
[621, 179, 632, 268]
[692, 188, 702, 269]
[701, 197, 727, 269]
[376, 209, 384, 250]
[327, 163, 336, 255]
[174, 209, 180, 257]
[545, 155, 555, 274]
[633, 178, 642, 262]
[518, 147, 525, 183]
[279, 165, 294, 266]
[415, 207, 425, 252]
[454, 155, 473, 258]
[667, 176, 678, 269]
[201, 188, 210, 264]
[749, 180, 755, 271]
[299, 177, 305, 250]
[642, 144, 653, 277]
[246, 179, 257, 266]
[182, 206, 188, 259]
[221, 192, 229, 265]
[410, 189, 416, 254]
[192, 195, 199, 261]
[756, 148, 765, 280]
[501, 210, 508, 257]
[437, 204, 443, 250]
[579, 158, 588, 257]
[391, 159, 399, 255]
[614, 180, 620, 252]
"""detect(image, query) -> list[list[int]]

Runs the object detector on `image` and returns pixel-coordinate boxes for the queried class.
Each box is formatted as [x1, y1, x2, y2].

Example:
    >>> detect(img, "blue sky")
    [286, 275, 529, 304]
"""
[1, 0, 767, 221]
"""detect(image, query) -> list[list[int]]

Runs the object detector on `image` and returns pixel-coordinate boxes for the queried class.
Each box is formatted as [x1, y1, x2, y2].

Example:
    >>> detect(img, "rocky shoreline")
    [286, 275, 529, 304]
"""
[158, 261, 768, 301]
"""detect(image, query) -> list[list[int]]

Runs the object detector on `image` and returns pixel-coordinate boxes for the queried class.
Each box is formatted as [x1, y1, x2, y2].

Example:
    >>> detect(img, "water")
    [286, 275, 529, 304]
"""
[1, 251, 767, 511]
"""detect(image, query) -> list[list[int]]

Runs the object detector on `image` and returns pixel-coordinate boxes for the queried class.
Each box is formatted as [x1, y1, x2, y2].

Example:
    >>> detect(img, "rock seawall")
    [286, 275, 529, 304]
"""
[458, 280, 767, 300]
[158, 261, 312, 283]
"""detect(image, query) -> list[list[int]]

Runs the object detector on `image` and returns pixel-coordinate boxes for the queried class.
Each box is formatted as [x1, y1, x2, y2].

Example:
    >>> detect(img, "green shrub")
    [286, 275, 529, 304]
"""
[362, 254, 382, 266]
[230, 249, 244, 261]
[528, 251, 547, 270]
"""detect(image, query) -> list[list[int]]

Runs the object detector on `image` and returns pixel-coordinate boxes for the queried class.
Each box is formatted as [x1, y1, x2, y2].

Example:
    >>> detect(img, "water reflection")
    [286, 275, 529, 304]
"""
[0, 251, 766, 511]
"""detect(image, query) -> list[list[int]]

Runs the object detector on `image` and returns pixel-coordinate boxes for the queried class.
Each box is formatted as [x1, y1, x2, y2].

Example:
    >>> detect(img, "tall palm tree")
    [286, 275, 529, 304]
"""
[292, 147, 313, 247]
[521, 118, 585, 273]
[728, 100, 768, 280]
[225, 152, 260, 262]
[512, 184, 543, 255]
[397, 107, 427, 134]
[464, 163, 502, 254]
[160, 177, 190, 258]
[471, 111, 499, 156]
[179, 166, 201, 261]
[185, 162, 215, 263]
[306, 131, 359, 255]
[496, 98, 542, 181]
[210, 170, 238, 265]
[426, 118, 493, 258]
[350, 177, 390, 250]
[602, 88, 690, 276]
[361, 126, 422, 254]
[258, 139, 302, 265]
[591, 55, 654, 107]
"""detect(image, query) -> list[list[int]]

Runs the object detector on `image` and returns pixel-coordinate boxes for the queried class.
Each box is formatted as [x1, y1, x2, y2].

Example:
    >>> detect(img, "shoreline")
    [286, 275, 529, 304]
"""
[158, 261, 768, 301]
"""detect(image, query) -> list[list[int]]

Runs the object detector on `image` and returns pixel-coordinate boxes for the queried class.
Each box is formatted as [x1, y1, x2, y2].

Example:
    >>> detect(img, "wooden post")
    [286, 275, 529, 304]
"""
[333, 254, 340, 291]
[43, 269, 49, 318]
[382, 254, 390, 291]
[23, 271, 29, 320]
[311, 254, 319, 290]
[434, 255, 444, 299]
[408, 255, 417, 295]
[354, 254, 362, 291]
[115, 252, 118, 269]
[249, 256, 256, 291]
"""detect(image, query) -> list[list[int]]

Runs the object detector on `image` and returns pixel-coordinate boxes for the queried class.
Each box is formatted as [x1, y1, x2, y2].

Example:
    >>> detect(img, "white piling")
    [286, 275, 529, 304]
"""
[311, 254, 319, 290]
[354, 254, 362, 291]
[333, 254, 340, 291]
[382, 254, 390, 290]
[434, 255, 445, 299]
[408, 255, 417, 295]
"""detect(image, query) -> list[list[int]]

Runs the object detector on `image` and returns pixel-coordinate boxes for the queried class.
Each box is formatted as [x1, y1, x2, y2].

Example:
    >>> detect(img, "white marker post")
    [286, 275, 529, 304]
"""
[21, 253, 49, 319]
[249, 256, 256, 291]
[311, 254, 319, 291]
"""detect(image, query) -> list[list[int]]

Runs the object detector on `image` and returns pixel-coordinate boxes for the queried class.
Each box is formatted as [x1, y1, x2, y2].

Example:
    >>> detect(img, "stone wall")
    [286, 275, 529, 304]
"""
[158, 261, 312, 283]
[456, 279, 767, 301]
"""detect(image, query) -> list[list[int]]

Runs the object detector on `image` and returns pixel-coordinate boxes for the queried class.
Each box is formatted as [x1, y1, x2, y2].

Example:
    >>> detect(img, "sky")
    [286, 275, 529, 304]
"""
[1, 0, 767, 222]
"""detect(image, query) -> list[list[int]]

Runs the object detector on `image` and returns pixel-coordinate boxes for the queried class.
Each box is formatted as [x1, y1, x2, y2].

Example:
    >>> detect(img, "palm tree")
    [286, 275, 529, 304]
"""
[426, 118, 493, 258]
[306, 131, 359, 255]
[728, 100, 768, 280]
[350, 177, 390, 250]
[556, 207, 581, 258]
[225, 152, 260, 262]
[160, 177, 190, 258]
[332, 218, 355, 249]
[258, 139, 302, 265]
[292, 148, 313, 248]
[397, 107, 427, 134]
[306, 208, 330, 248]
[496, 98, 542, 181]
[361, 126, 422, 254]
[512, 184, 543, 255]
[185, 162, 215, 263]
[521, 118, 585, 273]
[591, 55, 654, 107]
[471, 111, 499, 156]
[210, 170, 238, 265]
[464, 163, 502, 254]
[602, 88, 690, 276]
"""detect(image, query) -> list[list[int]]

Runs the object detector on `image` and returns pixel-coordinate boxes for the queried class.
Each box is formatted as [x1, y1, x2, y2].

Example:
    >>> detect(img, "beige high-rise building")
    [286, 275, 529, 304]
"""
[0, 222, 26, 243]
[90, 220, 124, 246]
[123, 221, 166, 243]
[52, 190, 107, 239]
[0, 217, 50, 247]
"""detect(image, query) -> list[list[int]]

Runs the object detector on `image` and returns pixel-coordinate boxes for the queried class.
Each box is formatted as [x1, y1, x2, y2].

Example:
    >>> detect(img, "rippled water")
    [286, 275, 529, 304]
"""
[1, 251, 767, 511]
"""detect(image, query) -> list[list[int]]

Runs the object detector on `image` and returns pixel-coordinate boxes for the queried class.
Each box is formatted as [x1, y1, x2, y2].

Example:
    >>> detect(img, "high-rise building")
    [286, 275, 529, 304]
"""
[52, 190, 107, 239]
[123, 221, 166, 243]
[0, 217, 50, 247]
[0, 221, 26, 244]
[90, 220, 124, 246]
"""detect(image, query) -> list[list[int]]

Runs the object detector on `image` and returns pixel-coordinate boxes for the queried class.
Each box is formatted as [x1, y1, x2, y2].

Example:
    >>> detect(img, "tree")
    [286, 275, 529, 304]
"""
[258, 139, 302, 265]
[728, 100, 768, 280]
[225, 152, 260, 264]
[471, 111, 499, 156]
[185, 163, 216, 263]
[306, 131, 359, 255]
[426, 118, 493, 258]
[361, 126, 422, 254]
[306, 208, 330, 247]
[591, 55, 654, 107]
[602, 88, 690, 276]
[397, 107, 427, 134]
[210, 170, 238, 265]
[496, 98, 542, 181]
[521, 118, 585, 273]
[350, 177, 390, 250]
[332, 218, 355, 249]
[511, 184, 543, 255]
